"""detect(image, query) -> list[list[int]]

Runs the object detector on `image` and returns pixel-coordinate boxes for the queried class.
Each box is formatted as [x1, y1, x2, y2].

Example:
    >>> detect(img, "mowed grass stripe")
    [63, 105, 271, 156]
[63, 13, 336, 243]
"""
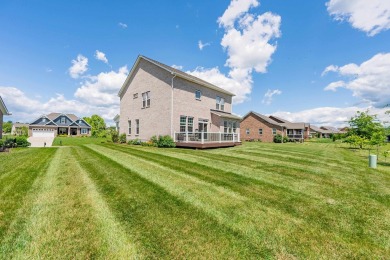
[1, 147, 137, 259]
[76, 145, 261, 259]
[0, 148, 55, 245]
[88, 144, 388, 258]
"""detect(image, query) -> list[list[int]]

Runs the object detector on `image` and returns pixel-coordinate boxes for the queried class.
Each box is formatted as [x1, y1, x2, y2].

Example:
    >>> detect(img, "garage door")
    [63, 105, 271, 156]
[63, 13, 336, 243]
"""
[32, 129, 55, 137]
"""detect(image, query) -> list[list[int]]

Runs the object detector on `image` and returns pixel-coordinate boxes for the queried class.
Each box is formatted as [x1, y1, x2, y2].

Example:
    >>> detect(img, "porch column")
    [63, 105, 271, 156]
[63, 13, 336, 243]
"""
[219, 132, 222, 143]
[233, 133, 235, 143]
[68, 127, 70, 136]
[201, 132, 204, 144]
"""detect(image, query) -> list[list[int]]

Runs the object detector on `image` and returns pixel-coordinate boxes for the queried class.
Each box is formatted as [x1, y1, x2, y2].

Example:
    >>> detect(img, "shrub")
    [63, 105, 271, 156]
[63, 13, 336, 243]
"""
[0, 139, 4, 147]
[111, 130, 119, 143]
[150, 135, 158, 144]
[156, 135, 176, 148]
[119, 133, 127, 144]
[283, 136, 289, 143]
[128, 138, 141, 145]
[4, 138, 16, 148]
[15, 136, 30, 147]
[273, 134, 283, 143]
[141, 141, 156, 147]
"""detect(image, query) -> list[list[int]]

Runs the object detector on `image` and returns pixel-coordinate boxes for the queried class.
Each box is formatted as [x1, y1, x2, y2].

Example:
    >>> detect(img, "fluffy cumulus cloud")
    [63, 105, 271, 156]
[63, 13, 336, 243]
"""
[1, 63, 128, 124]
[75, 66, 128, 106]
[188, 0, 281, 104]
[171, 64, 183, 70]
[323, 52, 390, 107]
[273, 106, 390, 127]
[262, 89, 281, 105]
[69, 54, 88, 78]
[326, 0, 390, 36]
[95, 50, 108, 63]
[198, 40, 211, 50]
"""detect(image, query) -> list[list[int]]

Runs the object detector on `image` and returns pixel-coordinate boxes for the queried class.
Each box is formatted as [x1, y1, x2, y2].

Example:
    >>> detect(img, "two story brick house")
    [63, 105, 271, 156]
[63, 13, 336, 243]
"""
[118, 55, 241, 148]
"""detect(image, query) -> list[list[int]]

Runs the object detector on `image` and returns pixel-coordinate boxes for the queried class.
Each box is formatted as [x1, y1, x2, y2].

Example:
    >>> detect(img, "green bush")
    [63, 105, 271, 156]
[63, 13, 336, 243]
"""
[283, 136, 289, 143]
[141, 141, 156, 147]
[0, 139, 4, 147]
[150, 135, 158, 144]
[273, 134, 283, 143]
[15, 136, 30, 147]
[111, 130, 119, 143]
[128, 138, 141, 145]
[156, 135, 176, 148]
[119, 133, 127, 144]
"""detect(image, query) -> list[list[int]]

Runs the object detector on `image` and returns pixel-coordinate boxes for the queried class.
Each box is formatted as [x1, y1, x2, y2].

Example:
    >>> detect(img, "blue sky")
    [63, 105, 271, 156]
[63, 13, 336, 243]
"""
[1, 0, 390, 126]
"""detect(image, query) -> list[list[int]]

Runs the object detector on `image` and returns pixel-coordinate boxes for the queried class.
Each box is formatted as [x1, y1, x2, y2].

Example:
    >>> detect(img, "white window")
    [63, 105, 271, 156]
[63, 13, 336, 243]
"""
[81, 129, 88, 134]
[224, 121, 228, 133]
[128, 120, 131, 135]
[135, 119, 139, 135]
[142, 91, 151, 108]
[259, 128, 263, 135]
[246, 128, 250, 135]
[195, 90, 202, 100]
[60, 117, 65, 124]
[180, 116, 194, 132]
[216, 96, 225, 111]
[272, 128, 277, 135]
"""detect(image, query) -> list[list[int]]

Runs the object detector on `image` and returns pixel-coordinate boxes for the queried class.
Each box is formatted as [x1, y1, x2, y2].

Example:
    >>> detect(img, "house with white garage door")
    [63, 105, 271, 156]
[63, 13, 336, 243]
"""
[29, 113, 91, 137]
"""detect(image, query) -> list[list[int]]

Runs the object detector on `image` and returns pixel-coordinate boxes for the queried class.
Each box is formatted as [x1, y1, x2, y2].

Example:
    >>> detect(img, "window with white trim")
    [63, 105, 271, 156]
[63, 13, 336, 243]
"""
[128, 120, 131, 135]
[81, 129, 88, 134]
[195, 90, 201, 100]
[272, 128, 277, 135]
[60, 117, 65, 124]
[142, 91, 151, 108]
[259, 128, 263, 135]
[135, 119, 139, 135]
[180, 116, 194, 133]
[246, 128, 250, 135]
[216, 96, 225, 111]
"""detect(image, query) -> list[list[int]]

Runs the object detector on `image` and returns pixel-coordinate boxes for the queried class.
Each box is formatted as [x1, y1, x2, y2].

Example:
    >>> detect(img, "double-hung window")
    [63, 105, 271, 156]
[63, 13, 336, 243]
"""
[272, 128, 277, 135]
[180, 116, 194, 132]
[216, 96, 225, 111]
[224, 121, 228, 133]
[232, 122, 237, 133]
[135, 119, 139, 135]
[81, 129, 88, 134]
[246, 128, 250, 135]
[259, 128, 263, 135]
[195, 90, 202, 100]
[60, 117, 65, 124]
[142, 91, 151, 108]
[128, 120, 131, 135]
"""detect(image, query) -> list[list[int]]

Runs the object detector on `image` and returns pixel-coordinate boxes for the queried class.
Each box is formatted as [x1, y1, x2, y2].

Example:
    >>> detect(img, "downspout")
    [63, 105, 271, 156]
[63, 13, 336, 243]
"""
[171, 73, 176, 138]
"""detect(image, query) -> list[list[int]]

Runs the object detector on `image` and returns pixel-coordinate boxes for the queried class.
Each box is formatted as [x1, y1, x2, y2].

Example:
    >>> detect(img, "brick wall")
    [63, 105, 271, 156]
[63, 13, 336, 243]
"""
[240, 113, 283, 142]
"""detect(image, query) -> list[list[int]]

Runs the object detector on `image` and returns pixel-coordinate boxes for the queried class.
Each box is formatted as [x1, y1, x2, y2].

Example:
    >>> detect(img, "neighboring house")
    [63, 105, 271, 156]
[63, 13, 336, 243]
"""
[310, 125, 346, 138]
[269, 116, 310, 141]
[11, 123, 29, 135]
[240, 111, 310, 142]
[113, 114, 120, 132]
[240, 111, 283, 142]
[118, 55, 241, 148]
[0, 96, 11, 139]
[29, 113, 91, 137]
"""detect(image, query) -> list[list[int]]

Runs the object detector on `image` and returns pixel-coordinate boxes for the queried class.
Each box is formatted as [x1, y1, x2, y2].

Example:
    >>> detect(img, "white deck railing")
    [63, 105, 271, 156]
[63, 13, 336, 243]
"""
[174, 132, 240, 144]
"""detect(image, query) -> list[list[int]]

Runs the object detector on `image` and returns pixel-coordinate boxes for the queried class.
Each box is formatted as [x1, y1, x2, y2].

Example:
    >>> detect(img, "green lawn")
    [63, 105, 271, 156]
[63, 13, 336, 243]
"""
[52, 136, 109, 146]
[0, 142, 389, 258]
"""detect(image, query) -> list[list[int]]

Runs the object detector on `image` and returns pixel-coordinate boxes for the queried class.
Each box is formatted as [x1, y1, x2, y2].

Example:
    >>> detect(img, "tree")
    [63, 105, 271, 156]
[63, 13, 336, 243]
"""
[83, 115, 106, 137]
[18, 126, 28, 137]
[3, 121, 12, 133]
[347, 110, 385, 149]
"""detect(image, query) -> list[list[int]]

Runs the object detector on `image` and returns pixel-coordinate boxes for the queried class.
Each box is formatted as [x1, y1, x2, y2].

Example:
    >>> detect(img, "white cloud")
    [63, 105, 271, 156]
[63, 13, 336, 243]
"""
[69, 54, 88, 79]
[171, 64, 183, 70]
[45, 68, 53, 73]
[321, 65, 339, 76]
[273, 106, 390, 127]
[323, 53, 390, 107]
[188, 67, 251, 104]
[188, 0, 281, 104]
[326, 0, 390, 36]
[74, 66, 128, 106]
[118, 22, 127, 29]
[262, 89, 281, 105]
[218, 0, 259, 28]
[198, 40, 211, 50]
[95, 50, 108, 64]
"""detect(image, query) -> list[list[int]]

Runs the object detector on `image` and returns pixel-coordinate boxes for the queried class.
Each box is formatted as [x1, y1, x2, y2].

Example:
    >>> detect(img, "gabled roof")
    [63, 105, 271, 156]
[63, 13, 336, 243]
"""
[242, 111, 281, 126]
[269, 115, 291, 124]
[113, 114, 120, 122]
[0, 96, 11, 115]
[30, 115, 56, 126]
[211, 110, 241, 120]
[29, 113, 91, 128]
[118, 55, 235, 97]
[13, 123, 29, 128]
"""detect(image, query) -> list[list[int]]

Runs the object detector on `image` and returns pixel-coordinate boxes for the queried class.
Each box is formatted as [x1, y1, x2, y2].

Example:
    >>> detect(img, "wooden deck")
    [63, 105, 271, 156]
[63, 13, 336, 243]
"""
[175, 142, 242, 149]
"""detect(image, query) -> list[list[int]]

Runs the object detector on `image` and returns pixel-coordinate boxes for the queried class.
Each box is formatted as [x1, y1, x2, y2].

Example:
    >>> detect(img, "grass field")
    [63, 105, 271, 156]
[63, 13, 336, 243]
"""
[0, 142, 389, 258]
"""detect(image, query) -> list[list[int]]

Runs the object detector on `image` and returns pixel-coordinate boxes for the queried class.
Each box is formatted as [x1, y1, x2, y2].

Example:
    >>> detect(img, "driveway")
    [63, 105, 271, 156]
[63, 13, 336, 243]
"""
[28, 137, 55, 147]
